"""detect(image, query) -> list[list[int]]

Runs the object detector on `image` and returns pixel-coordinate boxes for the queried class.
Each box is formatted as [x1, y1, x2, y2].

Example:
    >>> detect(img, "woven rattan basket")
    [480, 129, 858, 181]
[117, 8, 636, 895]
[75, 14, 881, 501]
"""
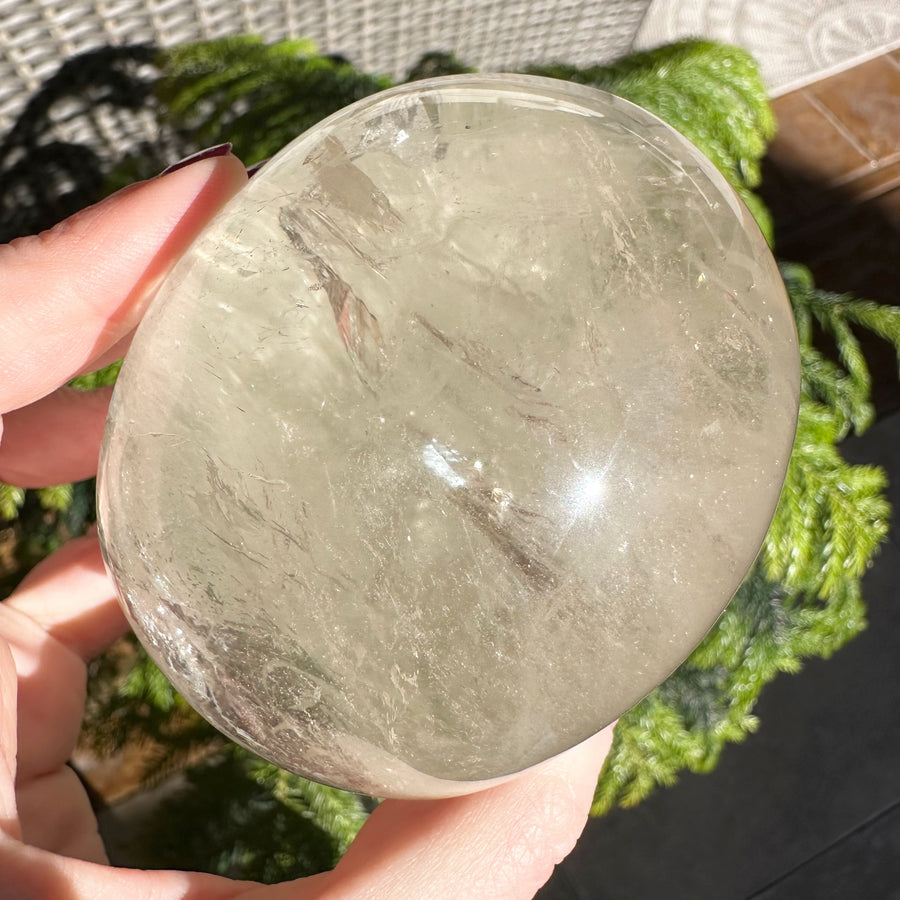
[0, 1, 653, 242]
[0, 0, 653, 135]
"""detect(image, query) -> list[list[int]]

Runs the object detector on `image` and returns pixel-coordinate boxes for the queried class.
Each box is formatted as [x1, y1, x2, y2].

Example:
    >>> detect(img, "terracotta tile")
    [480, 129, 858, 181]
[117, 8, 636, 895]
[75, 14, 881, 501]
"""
[809, 56, 900, 162]
[844, 156, 900, 203]
[767, 90, 870, 186]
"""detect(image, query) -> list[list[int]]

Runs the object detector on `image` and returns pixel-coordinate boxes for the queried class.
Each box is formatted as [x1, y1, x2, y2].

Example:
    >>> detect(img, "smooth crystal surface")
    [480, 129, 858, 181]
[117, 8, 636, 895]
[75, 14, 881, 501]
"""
[98, 75, 800, 798]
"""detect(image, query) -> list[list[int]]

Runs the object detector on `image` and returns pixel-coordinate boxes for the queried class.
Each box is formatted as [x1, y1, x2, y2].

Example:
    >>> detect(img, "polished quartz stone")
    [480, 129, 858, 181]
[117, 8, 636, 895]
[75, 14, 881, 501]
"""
[98, 75, 800, 799]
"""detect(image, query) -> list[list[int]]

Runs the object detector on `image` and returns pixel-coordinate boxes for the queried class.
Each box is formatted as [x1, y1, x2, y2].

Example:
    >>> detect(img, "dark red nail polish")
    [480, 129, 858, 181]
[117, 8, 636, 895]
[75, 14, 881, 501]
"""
[160, 143, 233, 176]
[245, 158, 270, 178]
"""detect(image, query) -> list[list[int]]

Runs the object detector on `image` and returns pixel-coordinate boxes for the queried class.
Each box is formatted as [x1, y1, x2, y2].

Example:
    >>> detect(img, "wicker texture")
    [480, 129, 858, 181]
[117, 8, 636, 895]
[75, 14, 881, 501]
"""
[0, 0, 651, 134]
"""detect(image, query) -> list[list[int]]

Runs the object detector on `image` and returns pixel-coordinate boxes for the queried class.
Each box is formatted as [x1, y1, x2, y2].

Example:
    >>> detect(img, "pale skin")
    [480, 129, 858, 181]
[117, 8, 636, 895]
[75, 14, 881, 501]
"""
[0, 153, 614, 900]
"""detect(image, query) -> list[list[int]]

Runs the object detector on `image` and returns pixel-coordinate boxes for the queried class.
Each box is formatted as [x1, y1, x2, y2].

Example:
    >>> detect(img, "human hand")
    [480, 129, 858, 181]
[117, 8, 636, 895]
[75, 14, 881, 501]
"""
[0, 150, 614, 900]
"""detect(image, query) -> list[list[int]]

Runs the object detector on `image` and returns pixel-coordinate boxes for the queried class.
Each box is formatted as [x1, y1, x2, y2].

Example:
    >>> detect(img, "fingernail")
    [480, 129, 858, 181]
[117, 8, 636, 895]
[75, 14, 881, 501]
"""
[245, 158, 270, 178]
[160, 143, 234, 176]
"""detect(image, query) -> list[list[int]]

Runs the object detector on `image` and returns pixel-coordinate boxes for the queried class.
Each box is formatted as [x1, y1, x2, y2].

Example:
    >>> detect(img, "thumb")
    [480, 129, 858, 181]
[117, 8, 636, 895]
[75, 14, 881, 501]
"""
[0, 153, 247, 414]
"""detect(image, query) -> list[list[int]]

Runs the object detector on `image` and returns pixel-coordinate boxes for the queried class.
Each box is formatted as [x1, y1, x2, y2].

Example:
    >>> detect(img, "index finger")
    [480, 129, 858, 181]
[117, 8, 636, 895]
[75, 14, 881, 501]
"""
[0, 155, 247, 414]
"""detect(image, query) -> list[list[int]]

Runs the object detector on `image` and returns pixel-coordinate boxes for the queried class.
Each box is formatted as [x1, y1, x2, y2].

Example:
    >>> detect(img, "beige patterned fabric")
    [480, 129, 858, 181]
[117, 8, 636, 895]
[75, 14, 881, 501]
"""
[0, 0, 652, 134]
[636, 0, 900, 95]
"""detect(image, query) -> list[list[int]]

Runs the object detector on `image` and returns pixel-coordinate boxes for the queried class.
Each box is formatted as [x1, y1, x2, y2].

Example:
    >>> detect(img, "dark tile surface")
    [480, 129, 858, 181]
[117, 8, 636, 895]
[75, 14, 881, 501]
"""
[773, 187, 900, 308]
[751, 803, 900, 900]
[773, 190, 900, 416]
[538, 412, 900, 900]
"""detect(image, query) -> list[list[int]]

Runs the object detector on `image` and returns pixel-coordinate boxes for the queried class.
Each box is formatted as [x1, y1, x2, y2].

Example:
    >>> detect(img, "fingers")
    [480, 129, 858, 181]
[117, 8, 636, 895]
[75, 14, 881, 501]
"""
[257, 727, 615, 900]
[2, 535, 126, 782]
[15, 767, 108, 864]
[0, 534, 241, 887]
[0, 603, 87, 782]
[0, 155, 247, 414]
[342, 729, 612, 900]
[0, 640, 21, 841]
[0, 387, 112, 487]
[7, 533, 127, 663]
[0, 840, 252, 900]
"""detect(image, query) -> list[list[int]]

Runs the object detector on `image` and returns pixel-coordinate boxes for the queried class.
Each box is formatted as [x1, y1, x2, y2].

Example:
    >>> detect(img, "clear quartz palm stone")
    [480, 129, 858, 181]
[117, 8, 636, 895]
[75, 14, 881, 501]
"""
[98, 74, 800, 799]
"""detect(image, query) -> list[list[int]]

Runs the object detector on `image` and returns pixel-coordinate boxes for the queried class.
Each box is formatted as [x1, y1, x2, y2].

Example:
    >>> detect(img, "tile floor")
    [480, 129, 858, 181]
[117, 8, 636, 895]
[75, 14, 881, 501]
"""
[538, 52, 900, 900]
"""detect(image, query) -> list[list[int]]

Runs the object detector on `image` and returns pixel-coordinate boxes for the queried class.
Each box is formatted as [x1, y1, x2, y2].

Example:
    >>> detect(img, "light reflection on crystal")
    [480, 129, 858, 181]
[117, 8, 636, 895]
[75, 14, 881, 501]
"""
[568, 470, 606, 518]
[422, 440, 466, 489]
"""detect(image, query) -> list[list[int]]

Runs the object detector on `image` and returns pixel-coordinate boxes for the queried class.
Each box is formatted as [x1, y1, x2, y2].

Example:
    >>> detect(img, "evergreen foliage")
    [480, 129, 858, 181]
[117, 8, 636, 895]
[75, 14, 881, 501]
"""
[0, 44, 157, 241]
[82, 640, 369, 881]
[157, 36, 391, 166]
[0, 360, 122, 523]
[2, 34, 897, 878]
[136, 747, 369, 880]
[529, 40, 777, 241]
[0, 479, 95, 592]
[69, 359, 123, 391]
[0, 484, 25, 520]
[81, 637, 224, 787]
